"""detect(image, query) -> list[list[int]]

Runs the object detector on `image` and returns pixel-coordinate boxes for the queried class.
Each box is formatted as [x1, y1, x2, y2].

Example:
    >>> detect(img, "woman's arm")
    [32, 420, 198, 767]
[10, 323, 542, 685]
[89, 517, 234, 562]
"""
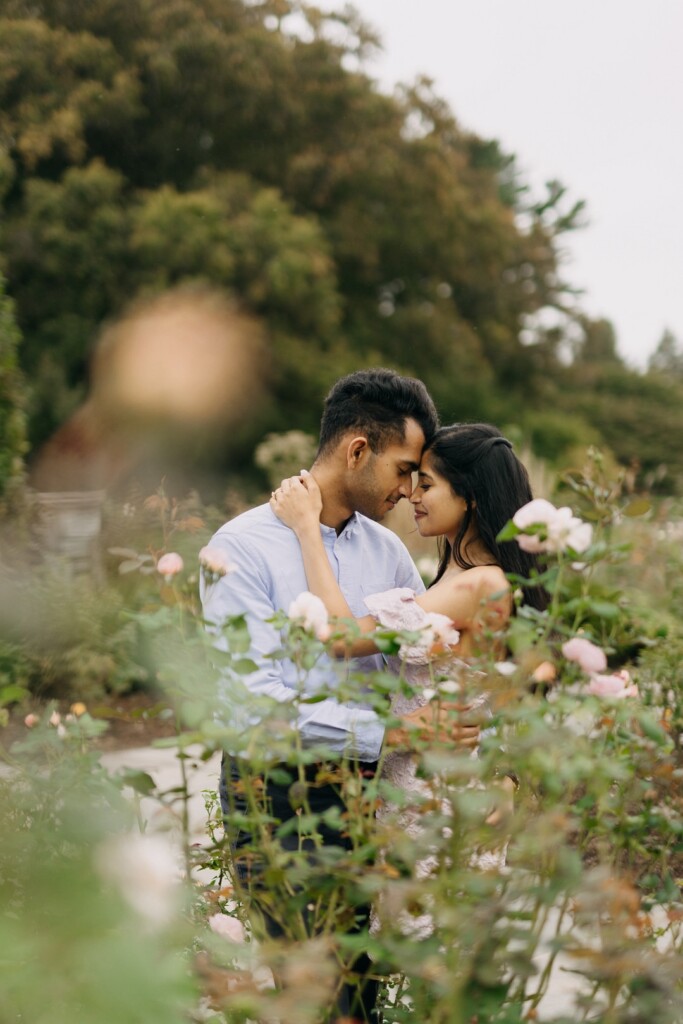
[270, 474, 379, 655]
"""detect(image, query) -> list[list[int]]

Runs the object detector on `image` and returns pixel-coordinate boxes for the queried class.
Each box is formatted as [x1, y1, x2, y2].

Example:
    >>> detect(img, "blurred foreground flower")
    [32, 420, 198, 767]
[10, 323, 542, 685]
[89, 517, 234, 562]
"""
[588, 670, 639, 700]
[562, 637, 608, 674]
[24, 713, 39, 728]
[288, 591, 331, 640]
[157, 552, 184, 581]
[532, 660, 557, 684]
[495, 661, 517, 677]
[208, 913, 246, 943]
[199, 545, 235, 581]
[401, 611, 460, 661]
[95, 833, 182, 929]
[513, 499, 592, 554]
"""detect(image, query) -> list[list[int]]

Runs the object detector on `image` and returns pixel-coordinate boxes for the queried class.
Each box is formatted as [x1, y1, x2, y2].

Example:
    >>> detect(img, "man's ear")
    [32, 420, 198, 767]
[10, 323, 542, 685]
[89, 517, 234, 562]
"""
[346, 435, 369, 470]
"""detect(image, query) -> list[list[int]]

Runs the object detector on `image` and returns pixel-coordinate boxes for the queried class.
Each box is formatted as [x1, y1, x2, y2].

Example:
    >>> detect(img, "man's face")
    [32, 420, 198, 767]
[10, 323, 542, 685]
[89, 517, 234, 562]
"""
[350, 418, 425, 521]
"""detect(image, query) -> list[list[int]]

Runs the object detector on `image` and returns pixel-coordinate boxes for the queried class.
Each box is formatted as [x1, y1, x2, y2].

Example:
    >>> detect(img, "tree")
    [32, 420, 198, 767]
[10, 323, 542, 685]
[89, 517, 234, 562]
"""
[0, 273, 28, 508]
[0, 0, 594, 479]
[648, 328, 683, 377]
[573, 317, 623, 367]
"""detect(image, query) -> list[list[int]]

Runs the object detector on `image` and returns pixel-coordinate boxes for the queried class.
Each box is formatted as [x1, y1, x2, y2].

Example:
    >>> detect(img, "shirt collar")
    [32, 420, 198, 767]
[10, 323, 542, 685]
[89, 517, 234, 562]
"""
[319, 511, 361, 539]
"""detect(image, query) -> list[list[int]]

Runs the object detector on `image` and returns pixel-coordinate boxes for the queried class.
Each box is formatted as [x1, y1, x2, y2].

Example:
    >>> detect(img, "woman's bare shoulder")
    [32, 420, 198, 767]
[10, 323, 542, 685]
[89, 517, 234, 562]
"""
[460, 563, 510, 595]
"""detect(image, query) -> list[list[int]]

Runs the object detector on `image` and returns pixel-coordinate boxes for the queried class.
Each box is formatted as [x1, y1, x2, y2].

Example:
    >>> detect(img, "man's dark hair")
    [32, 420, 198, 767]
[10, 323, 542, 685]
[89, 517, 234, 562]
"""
[317, 368, 438, 457]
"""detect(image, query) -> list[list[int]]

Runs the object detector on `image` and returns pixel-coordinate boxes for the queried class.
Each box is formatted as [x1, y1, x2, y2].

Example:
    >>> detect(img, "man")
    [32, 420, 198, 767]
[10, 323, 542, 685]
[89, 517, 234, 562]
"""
[201, 368, 477, 1021]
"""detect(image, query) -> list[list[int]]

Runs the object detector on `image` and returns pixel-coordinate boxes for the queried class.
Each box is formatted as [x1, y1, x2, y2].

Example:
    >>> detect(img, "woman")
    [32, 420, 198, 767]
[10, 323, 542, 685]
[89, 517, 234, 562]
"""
[272, 423, 546, 927]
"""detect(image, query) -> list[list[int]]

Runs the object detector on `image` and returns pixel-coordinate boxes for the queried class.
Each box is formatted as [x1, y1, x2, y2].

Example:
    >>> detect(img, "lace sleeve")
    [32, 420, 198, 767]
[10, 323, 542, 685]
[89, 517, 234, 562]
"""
[364, 588, 459, 664]
[363, 588, 428, 631]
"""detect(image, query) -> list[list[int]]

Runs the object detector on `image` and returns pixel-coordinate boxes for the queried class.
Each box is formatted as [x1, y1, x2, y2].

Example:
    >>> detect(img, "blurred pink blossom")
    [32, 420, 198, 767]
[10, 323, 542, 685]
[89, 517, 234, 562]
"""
[513, 499, 592, 555]
[288, 591, 331, 640]
[588, 670, 639, 700]
[198, 545, 234, 577]
[397, 611, 459, 662]
[562, 637, 607, 674]
[24, 713, 39, 728]
[208, 913, 246, 943]
[157, 552, 184, 580]
[423, 611, 460, 648]
[49, 710, 61, 726]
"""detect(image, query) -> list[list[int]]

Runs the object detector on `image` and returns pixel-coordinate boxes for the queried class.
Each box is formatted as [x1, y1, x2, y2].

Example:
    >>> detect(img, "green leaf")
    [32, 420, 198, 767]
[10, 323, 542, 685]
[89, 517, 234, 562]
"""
[0, 683, 30, 706]
[496, 520, 520, 542]
[638, 714, 669, 746]
[588, 600, 621, 619]
[119, 770, 157, 796]
[232, 658, 259, 675]
[118, 558, 143, 574]
[372, 635, 401, 655]
[623, 498, 652, 517]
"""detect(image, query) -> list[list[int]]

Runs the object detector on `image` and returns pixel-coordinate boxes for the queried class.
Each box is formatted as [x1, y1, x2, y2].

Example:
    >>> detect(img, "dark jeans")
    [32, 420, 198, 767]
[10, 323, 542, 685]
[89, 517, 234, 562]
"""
[220, 754, 380, 1023]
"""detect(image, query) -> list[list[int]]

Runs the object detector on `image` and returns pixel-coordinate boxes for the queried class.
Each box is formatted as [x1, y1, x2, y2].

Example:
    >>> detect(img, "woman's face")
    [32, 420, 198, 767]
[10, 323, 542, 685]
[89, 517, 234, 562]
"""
[410, 450, 469, 542]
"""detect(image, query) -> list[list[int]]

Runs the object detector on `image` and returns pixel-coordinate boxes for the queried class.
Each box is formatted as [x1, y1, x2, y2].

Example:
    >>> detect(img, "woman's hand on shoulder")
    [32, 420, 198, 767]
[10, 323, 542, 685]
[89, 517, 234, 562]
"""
[269, 470, 322, 534]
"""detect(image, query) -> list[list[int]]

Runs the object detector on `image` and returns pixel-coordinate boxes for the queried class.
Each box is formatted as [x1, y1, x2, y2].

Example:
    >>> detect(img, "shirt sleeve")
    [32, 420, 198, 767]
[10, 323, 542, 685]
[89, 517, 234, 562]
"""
[201, 530, 385, 761]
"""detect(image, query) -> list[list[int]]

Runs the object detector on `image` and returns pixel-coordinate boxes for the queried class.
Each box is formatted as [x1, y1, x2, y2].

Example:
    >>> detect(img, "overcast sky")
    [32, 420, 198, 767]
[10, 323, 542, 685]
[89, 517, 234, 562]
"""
[325, 0, 683, 369]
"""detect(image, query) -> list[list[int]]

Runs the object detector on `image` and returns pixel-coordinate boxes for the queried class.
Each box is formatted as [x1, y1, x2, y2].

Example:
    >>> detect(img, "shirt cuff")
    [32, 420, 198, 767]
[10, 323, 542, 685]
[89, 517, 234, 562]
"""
[346, 713, 385, 762]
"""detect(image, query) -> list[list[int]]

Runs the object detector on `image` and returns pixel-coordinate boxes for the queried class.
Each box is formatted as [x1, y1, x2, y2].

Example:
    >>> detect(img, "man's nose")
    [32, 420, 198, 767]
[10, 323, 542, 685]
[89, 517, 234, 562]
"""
[398, 478, 413, 499]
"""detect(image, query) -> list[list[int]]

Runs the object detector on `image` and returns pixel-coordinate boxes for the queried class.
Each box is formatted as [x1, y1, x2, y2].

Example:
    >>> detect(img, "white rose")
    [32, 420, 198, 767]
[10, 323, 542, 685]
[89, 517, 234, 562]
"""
[288, 591, 331, 640]
[513, 499, 592, 555]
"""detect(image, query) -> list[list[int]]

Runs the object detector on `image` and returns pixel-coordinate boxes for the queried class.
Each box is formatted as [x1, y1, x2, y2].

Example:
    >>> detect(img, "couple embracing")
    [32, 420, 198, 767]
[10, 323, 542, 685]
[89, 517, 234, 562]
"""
[201, 368, 546, 1022]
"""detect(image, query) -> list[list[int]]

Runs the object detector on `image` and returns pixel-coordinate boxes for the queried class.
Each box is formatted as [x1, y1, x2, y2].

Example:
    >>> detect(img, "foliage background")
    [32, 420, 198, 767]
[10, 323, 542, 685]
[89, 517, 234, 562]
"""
[1, 0, 683, 494]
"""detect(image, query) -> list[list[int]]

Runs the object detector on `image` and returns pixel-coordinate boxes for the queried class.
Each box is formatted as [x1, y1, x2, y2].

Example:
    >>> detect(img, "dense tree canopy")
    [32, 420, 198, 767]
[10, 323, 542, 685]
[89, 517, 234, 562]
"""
[1, 0, 681, 490]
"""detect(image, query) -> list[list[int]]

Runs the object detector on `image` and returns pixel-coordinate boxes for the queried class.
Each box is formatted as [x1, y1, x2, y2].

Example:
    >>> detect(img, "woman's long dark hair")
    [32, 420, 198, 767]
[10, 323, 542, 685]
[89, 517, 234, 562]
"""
[427, 423, 548, 611]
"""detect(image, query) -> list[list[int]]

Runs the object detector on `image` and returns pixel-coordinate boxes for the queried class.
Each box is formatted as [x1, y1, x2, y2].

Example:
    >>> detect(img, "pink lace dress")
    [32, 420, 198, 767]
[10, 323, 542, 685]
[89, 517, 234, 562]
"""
[364, 589, 503, 937]
[364, 587, 481, 798]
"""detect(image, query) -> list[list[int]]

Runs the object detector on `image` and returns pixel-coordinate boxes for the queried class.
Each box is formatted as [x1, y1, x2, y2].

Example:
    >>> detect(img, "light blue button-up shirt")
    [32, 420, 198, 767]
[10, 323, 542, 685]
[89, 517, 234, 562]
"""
[201, 502, 424, 761]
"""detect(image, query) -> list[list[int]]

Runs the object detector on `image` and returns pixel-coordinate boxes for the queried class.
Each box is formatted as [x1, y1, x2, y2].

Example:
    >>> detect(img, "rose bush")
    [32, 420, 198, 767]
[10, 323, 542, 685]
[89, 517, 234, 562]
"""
[2, 455, 683, 1022]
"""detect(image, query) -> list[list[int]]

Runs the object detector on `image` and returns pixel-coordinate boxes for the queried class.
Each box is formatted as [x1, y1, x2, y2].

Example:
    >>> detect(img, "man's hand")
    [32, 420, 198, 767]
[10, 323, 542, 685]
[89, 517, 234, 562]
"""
[385, 701, 481, 751]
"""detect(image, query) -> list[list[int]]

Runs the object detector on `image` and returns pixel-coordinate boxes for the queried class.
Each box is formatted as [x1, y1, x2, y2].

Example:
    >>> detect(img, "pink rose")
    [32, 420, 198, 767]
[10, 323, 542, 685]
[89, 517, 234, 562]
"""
[208, 913, 245, 943]
[157, 552, 184, 580]
[288, 591, 331, 640]
[423, 611, 460, 648]
[587, 670, 639, 700]
[198, 545, 234, 578]
[562, 637, 607, 674]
